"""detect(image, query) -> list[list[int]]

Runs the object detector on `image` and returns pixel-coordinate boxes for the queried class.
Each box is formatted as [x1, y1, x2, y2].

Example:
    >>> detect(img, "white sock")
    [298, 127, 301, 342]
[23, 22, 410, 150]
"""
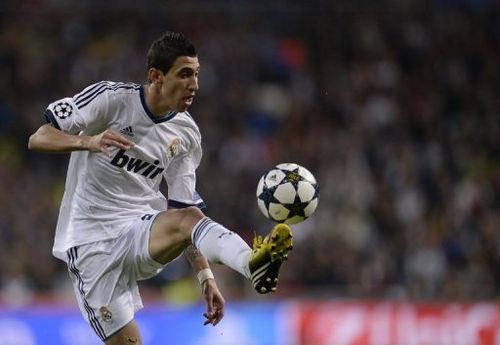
[191, 217, 251, 278]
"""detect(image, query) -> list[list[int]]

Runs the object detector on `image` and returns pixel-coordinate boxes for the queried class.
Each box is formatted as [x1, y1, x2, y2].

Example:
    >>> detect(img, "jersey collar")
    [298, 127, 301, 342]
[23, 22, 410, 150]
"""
[139, 85, 178, 123]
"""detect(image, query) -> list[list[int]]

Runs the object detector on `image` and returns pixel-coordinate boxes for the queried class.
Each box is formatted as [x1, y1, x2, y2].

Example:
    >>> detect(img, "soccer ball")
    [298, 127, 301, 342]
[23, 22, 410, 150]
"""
[256, 163, 319, 224]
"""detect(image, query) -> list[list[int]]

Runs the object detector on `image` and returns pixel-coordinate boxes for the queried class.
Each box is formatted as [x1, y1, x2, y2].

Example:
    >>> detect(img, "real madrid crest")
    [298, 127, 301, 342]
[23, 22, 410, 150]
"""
[99, 306, 113, 322]
[167, 138, 181, 159]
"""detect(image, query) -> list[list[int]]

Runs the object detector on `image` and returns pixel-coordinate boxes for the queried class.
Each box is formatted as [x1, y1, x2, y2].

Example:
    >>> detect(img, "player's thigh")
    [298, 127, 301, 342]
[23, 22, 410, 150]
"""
[105, 320, 141, 345]
[149, 207, 205, 264]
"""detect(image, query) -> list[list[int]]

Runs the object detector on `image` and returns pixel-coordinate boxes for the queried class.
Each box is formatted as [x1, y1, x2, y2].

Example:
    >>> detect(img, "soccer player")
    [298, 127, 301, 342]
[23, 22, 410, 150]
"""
[28, 31, 293, 345]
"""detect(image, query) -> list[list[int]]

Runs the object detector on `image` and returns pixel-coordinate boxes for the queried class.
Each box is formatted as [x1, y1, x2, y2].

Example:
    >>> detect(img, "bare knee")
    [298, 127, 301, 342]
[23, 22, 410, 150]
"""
[154, 206, 205, 242]
[177, 206, 205, 242]
[178, 206, 205, 238]
[150, 206, 206, 264]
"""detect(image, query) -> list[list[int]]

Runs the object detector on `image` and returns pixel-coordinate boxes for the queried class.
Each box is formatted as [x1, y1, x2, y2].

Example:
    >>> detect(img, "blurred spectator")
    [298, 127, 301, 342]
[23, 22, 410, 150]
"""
[0, 0, 498, 305]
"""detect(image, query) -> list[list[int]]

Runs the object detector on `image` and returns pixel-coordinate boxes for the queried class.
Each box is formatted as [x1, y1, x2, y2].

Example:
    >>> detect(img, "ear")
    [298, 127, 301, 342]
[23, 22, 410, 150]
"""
[148, 68, 164, 85]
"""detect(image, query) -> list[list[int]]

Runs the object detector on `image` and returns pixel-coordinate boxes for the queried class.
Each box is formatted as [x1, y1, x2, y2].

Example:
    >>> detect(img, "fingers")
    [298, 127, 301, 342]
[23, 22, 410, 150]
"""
[201, 279, 225, 326]
[102, 130, 134, 150]
[100, 145, 111, 157]
[203, 306, 224, 326]
[89, 130, 135, 156]
[203, 312, 213, 326]
[203, 285, 216, 326]
[213, 307, 224, 325]
[203, 299, 225, 326]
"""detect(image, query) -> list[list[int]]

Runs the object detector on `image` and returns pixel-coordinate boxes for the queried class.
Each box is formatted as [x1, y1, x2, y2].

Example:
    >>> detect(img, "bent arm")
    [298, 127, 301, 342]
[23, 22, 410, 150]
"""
[28, 124, 134, 155]
[28, 124, 92, 153]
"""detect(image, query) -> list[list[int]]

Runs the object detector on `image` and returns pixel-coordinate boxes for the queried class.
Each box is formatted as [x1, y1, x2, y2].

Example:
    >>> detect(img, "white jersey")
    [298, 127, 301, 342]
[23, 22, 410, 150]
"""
[44, 81, 205, 261]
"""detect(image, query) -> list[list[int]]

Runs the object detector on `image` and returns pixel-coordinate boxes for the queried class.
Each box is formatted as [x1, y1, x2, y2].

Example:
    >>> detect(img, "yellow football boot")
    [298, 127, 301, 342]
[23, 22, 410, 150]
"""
[248, 224, 293, 294]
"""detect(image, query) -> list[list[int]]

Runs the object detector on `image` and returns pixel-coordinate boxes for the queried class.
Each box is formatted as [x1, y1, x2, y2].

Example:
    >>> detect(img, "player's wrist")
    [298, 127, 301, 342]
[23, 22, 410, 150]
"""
[78, 135, 92, 151]
[197, 268, 214, 285]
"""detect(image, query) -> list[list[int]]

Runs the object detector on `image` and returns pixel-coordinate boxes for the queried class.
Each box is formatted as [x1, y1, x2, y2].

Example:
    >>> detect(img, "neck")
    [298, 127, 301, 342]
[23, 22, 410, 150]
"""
[144, 84, 173, 116]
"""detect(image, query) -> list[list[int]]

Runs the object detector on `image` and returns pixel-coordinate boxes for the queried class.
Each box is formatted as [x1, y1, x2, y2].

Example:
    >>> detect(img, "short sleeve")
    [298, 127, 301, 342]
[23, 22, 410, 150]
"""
[164, 133, 206, 209]
[44, 82, 111, 134]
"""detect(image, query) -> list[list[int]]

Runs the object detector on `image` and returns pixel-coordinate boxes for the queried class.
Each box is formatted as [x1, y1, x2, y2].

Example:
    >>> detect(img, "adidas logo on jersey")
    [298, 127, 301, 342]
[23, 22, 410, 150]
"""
[110, 149, 164, 179]
[120, 126, 134, 137]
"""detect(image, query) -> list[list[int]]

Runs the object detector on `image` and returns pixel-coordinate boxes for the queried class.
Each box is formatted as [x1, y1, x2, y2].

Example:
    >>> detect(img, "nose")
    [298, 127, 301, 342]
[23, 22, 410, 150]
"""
[188, 76, 199, 91]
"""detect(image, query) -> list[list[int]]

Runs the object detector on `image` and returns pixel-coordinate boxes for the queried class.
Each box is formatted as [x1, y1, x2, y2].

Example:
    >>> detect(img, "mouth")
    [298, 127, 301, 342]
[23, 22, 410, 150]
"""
[182, 95, 195, 106]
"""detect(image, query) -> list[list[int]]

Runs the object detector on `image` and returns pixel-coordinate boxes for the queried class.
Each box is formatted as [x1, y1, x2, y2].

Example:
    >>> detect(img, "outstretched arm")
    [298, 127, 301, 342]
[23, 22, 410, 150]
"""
[28, 123, 134, 156]
[184, 244, 225, 326]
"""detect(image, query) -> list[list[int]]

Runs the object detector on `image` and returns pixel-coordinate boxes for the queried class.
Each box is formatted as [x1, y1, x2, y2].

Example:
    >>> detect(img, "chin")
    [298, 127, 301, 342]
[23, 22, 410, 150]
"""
[177, 104, 191, 112]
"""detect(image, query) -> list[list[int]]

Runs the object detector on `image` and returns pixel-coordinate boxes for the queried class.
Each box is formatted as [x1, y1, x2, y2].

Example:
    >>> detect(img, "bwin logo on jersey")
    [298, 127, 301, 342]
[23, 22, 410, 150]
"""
[110, 150, 164, 179]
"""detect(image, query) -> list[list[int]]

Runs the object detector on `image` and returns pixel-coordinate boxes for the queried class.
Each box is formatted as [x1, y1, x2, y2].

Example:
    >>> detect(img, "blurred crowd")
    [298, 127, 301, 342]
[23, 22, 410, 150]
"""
[0, 0, 499, 306]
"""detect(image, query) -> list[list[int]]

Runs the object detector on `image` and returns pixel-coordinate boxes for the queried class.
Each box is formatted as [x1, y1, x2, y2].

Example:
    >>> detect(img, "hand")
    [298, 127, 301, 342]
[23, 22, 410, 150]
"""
[201, 278, 225, 326]
[87, 129, 134, 156]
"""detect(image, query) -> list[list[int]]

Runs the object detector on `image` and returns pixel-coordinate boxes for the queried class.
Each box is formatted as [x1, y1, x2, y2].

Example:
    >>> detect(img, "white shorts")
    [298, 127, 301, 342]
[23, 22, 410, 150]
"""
[66, 213, 164, 341]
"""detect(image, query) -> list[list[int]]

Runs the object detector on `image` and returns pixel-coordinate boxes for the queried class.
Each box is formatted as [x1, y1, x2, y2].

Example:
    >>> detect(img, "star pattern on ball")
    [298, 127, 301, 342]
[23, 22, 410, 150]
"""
[282, 194, 310, 218]
[53, 101, 73, 119]
[313, 184, 320, 199]
[256, 164, 319, 224]
[257, 183, 280, 211]
[279, 167, 302, 188]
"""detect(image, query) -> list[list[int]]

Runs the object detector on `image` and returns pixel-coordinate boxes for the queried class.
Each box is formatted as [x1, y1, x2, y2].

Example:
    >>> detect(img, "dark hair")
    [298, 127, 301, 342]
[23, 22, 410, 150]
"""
[147, 31, 197, 74]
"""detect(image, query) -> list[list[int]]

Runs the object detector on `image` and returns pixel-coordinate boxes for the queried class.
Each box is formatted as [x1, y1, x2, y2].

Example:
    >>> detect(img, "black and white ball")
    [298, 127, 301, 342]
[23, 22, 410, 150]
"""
[256, 163, 319, 224]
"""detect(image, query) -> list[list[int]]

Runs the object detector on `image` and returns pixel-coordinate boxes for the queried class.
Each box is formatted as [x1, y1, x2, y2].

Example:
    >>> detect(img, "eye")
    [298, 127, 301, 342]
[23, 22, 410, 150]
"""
[179, 68, 194, 78]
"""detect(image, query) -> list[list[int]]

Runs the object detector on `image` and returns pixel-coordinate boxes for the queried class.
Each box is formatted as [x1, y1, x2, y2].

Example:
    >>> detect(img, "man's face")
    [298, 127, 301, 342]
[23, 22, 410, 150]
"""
[159, 56, 200, 112]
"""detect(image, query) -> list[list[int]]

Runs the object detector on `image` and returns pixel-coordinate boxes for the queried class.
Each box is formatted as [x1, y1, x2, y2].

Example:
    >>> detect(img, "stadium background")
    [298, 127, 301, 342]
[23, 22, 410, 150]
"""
[0, 0, 499, 344]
